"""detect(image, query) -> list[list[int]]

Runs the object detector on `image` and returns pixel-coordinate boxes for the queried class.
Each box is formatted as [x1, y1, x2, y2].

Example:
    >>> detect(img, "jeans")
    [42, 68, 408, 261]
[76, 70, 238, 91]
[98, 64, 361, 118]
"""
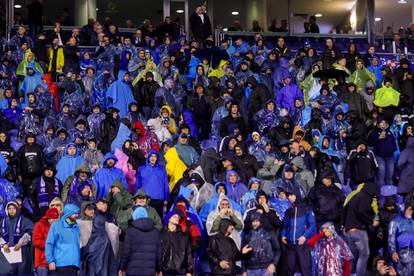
[344, 230, 369, 276]
[376, 156, 395, 187]
[283, 244, 311, 276]
[36, 267, 49, 276]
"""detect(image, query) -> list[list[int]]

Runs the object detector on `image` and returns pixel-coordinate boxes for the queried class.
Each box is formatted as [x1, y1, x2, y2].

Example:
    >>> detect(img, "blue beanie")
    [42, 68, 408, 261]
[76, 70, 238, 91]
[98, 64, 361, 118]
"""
[132, 207, 148, 220]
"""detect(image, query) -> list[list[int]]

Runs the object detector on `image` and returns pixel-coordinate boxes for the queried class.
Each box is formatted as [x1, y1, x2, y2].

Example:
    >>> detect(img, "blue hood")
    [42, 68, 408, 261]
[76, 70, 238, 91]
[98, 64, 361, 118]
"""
[146, 149, 160, 165]
[213, 181, 227, 198]
[64, 143, 80, 157]
[61, 203, 80, 220]
[225, 170, 240, 184]
[102, 152, 118, 167]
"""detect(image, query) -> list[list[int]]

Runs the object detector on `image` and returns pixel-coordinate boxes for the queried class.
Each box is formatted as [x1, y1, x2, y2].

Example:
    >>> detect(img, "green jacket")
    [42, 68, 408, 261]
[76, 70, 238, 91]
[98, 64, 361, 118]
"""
[107, 180, 132, 232]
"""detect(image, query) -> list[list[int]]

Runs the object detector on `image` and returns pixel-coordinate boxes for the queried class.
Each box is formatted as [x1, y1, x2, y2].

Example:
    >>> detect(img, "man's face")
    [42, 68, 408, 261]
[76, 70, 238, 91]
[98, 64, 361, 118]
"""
[18, 26, 25, 35]
[283, 77, 291, 85]
[252, 219, 261, 230]
[28, 94, 35, 103]
[326, 39, 333, 48]
[376, 260, 387, 275]
[179, 137, 188, 145]
[67, 146, 77, 156]
[228, 174, 237, 184]
[230, 105, 238, 114]
[135, 196, 147, 206]
[68, 213, 79, 221]
[322, 178, 332, 187]
[290, 142, 300, 154]
[219, 199, 230, 210]
[356, 61, 363, 69]
[235, 147, 243, 157]
[149, 154, 157, 165]
[7, 205, 17, 217]
[87, 140, 96, 149]
[0, 133, 6, 143]
[79, 171, 88, 180]
[284, 170, 294, 180]
[250, 182, 260, 190]
[96, 201, 108, 212]
[288, 193, 296, 204]
[106, 158, 115, 167]
[405, 206, 413, 219]
[368, 47, 375, 55]
[169, 214, 180, 225]
[27, 137, 35, 144]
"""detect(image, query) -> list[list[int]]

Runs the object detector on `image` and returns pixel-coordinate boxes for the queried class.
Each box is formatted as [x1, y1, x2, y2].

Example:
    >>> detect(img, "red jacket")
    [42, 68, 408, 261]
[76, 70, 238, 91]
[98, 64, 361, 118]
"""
[33, 208, 59, 268]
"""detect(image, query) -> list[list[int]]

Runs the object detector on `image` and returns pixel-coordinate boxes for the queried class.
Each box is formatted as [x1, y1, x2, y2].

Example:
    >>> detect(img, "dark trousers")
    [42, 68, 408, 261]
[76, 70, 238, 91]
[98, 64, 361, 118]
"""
[52, 266, 79, 276]
[283, 244, 312, 276]
[149, 199, 164, 219]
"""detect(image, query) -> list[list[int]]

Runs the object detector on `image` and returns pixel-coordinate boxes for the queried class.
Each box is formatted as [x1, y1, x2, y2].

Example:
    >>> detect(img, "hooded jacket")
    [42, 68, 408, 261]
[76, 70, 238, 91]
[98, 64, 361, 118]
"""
[291, 156, 315, 195]
[136, 149, 169, 201]
[164, 147, 187, 192]
[106, 180, 132, 232]
[61, 163, 97, 206]
[45, 204, 81, 268]
[114, 148, 136, 194]
[206, 219, 244, 275]
[106, 70, 135, 118]
[119, 215, 159, 276]
[94, 153, 128, 199]
[17, 135, 45, 177]
[33, 208, 59, 268]
[346, 145, 378, 185]
[56, 143, 87, 183]
[225, 170, 249, 204]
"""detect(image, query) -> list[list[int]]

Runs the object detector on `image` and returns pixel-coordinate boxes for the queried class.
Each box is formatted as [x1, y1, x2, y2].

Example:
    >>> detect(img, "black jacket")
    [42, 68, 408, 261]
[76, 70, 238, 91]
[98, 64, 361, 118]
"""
[342, 182, 378, 231]
[233, 153, 259, 184]
[347, 149, 378, 185]
[190, 12, 212, 40]
[244, 207, 283, 233]
[99, 113, 120, 154]
[247, 77, 272, 117]
[135, 80, 160, 109]
[17, 143, 45, 177]
[119, 218, 160, 276]
[158, 227, 194, 275]
[308, 183, 345, 227]
[206, 219, 244, 275]
[220, 114, 246, 138]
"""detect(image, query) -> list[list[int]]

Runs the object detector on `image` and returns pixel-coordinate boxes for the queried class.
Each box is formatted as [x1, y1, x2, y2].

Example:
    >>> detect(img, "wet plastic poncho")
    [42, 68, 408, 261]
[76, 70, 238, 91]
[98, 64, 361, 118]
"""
[62, 83, 86, 116]
[374, 84, 400, 107]
[106, 70, 135, 118]
[310, 222, 353, 276]
[20, 62, 42, 104]
[91, 71, 115, 110]
[56, 144, 87, 183]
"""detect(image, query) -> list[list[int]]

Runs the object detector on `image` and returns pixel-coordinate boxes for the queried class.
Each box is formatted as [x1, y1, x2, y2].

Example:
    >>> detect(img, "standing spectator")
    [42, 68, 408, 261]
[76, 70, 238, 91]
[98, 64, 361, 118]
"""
[47, 37, 65, 78]
[307, 222, 353, 276]
[0, 201, 34, 275]
[27, 0, 44, 37]
[281, 188, 316, 276]
[388, 202, 414, 276]
[159, 210, 194, 276]
[45, 203, 81, 276]
[207, 218, 253, 275]
[242, 211, 280, 276]
[132, 189, 163, 230]
[233, 143, 259, 185]
[106, 181, 132, 233]
[368, 117, 397, 187]
[94, 153, 128, 199]
[119, 207, 160, 276]
[346, 141, 378, 187]
[64, 37, 80, 74]
[135, 150, 169, 218]
[33, 208, 60, 276]
[55, 143, 87, 184]
[309, 16, 320, 33]
[11, 25, 34, 50]
[342, 182, 379, 276]
[18, 133, 45, 198]
[190, 4, 212, 41]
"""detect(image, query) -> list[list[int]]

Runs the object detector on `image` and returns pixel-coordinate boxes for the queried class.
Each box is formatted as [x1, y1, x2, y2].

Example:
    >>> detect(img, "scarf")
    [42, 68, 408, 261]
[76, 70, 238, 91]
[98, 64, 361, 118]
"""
[2, 216, 22, 244]
[38, 177, 60, 208]
[69, 176, 91, 201]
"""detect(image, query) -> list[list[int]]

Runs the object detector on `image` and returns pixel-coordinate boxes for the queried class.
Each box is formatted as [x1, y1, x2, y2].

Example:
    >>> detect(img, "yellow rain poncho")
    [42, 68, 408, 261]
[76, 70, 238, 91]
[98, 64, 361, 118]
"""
[164, 147, 187, 192]
[208, 60, 229, 79]
[374, 84, 400, 107]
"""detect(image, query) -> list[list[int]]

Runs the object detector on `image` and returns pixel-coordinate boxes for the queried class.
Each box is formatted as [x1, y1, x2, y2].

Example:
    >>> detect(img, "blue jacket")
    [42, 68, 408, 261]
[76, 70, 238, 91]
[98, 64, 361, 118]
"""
[56, 144, 87, 183]
[136, 150, 169, 201]
[174, 143, 199, 167]
[281, 202, 316, 245]
[94, 153, 128, 199]
[388, 214, 414, 253]
[111, 122, 131, 152]
[45, 204, 80, 268]
[225, 170, 249, 204]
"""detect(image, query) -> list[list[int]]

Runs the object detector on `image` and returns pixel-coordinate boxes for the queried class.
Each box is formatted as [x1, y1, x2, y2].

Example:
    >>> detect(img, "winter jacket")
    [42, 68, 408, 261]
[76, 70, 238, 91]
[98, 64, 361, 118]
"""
[56, 144, 87, 184]
[342, 182, 378, 231]
[206, 219, 244, 275]
[158, 227, 194, 274]
[99, 111, 120, 154]
[174, 143, 200, 167]
[94, 153, 128, 199]
[132, 189, 163, 231]
[257, 157, 281, 195]
[164, 147, 187, 192]
[61, 163, 97, 206]
[136, 149, 169, 201]
[33, 208, 59, 268]
[308, 183, 345, 227]
[45, 204, 81, 268]
[233, 153, 259, 185]
[291, 156, 315, 195]
[347, 148, 378, 185]
[247, 76, 273, 117]
[114, 148, 136, 194]
[397, 138, 414, 194]
[368, 127, 397, 158]
[119, 218, 160, 276]
[225, 170, 249, 204]
[106, 180, 132, 232]
[17, 141, 45, 177]
[281, 201, 316, 245]
[242, 225, 280, 270]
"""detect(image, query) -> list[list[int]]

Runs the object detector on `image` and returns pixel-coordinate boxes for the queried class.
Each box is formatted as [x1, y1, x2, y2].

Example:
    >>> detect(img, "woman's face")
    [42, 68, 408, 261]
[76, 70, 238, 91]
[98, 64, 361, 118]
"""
[197, 66, 204, 75]
[308, 49, 314, 57]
